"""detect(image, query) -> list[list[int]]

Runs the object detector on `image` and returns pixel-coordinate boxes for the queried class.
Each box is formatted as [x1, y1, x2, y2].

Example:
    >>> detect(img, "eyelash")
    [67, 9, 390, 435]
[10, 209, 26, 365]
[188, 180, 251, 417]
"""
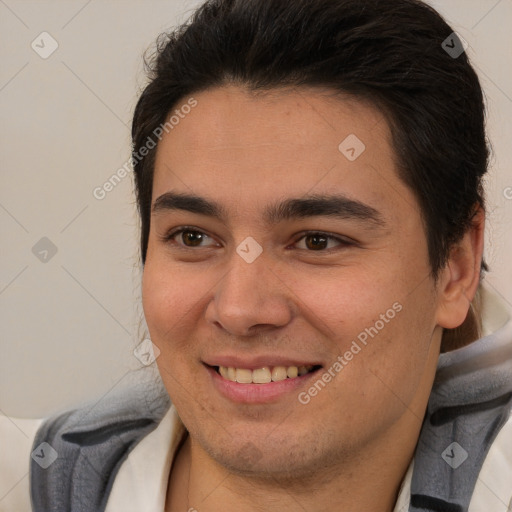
[160, 226, 355, 253]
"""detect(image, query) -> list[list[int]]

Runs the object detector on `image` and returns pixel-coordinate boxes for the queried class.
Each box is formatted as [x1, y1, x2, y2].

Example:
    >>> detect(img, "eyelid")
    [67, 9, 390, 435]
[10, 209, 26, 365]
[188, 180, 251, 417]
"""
[161, 226, 220, 248]
[161, 226, 356, 252]
[292, 230, 357, 251]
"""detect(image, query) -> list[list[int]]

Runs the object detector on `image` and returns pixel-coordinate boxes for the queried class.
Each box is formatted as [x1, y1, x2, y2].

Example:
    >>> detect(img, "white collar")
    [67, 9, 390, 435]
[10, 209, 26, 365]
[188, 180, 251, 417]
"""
[105, 404, 186, 512]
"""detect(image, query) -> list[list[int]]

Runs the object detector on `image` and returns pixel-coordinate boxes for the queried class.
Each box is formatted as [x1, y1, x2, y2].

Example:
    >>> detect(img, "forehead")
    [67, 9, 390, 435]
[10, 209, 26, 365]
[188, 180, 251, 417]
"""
[157, 85, 390, 158]
[152, 85, 416, 226]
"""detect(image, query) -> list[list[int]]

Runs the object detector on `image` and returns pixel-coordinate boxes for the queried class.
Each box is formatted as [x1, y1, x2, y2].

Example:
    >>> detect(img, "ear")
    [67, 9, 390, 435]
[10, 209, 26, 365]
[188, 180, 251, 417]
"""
[435, 206, 485, 329]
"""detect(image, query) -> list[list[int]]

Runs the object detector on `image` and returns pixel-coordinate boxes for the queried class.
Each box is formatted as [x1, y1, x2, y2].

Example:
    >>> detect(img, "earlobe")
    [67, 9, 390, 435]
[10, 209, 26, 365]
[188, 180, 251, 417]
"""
[435, 206, 485, 330]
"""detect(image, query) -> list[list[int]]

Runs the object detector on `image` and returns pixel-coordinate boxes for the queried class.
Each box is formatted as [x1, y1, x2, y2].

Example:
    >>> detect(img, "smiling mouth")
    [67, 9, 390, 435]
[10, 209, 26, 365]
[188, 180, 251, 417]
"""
[212, 365, 322, 384]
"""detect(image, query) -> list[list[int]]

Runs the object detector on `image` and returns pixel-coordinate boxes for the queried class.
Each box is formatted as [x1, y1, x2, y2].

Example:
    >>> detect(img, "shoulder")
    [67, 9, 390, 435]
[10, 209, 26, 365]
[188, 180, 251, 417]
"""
[30, 368, 171, 512]
[0, 415, 44, 512]
[410, 288, 512, 511]
[471, 410, 512, 511]
[457, 287, 512, 510]
[34, 367, 170, 446]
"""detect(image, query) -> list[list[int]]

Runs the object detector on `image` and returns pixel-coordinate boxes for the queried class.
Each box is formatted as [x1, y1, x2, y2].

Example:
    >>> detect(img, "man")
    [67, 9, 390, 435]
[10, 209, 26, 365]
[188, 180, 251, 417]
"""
[3, 0, 512, 511]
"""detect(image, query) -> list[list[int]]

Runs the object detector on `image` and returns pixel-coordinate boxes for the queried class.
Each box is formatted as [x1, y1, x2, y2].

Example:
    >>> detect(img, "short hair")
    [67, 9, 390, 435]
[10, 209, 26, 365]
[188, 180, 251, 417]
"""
[132, 0, 489, 349]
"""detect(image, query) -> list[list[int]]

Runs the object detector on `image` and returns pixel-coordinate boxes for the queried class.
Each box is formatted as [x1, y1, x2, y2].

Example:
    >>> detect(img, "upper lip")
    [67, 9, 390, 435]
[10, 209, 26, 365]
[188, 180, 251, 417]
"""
[203, 355, 323, 370]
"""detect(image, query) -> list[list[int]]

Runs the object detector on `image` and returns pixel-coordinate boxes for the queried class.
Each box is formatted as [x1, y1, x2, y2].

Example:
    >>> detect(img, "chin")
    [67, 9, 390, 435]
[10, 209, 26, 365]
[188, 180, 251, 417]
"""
[197, 424, 337, 480]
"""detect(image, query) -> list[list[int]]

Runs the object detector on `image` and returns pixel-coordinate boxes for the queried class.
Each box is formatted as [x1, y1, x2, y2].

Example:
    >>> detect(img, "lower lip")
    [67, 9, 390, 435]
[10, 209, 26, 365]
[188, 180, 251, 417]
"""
[206, 365, 321, 404]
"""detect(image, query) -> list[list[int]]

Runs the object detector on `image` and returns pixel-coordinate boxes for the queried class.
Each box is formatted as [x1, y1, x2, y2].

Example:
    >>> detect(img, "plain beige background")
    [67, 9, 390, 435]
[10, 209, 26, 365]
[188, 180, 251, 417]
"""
[1, 0, 511, 419]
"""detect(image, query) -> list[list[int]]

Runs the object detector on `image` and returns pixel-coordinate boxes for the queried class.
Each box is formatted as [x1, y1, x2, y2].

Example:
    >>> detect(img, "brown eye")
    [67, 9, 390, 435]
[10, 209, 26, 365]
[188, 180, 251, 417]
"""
[163, 228, 217, 249]
[304, 234, 329, 251]
[180, 230, 206, 247]
[295, 232, 350, 252]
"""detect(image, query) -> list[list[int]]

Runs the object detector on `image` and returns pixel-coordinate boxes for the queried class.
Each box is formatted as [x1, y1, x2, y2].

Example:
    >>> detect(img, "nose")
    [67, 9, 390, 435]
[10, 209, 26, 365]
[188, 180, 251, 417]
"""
[204, 248, 294, 337]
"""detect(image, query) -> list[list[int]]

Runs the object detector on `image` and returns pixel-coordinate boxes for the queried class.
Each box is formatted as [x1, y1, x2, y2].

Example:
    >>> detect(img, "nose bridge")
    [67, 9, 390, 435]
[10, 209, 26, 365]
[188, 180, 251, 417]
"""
[206, 243, 292, 335]
[227, 243, 271, 299]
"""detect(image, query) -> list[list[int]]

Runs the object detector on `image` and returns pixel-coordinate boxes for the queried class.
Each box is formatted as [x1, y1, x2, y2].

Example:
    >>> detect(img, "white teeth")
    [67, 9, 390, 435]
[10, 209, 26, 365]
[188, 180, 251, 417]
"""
[271, 366, 288, 382]
[252, 368, 272, 384]
[235, 368, 253, 384]
[218, 365, 315, 384]
[287, 366, 298, 378]
[227, 367, 236, 381]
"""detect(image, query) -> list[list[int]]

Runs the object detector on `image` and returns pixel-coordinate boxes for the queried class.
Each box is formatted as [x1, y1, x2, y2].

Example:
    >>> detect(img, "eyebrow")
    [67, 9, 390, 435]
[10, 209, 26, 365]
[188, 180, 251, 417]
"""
[152, 191, 386, 227]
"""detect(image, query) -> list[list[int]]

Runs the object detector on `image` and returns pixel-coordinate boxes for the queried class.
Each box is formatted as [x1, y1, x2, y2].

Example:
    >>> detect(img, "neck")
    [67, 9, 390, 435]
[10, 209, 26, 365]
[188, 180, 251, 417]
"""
[166, 413, 420, 512]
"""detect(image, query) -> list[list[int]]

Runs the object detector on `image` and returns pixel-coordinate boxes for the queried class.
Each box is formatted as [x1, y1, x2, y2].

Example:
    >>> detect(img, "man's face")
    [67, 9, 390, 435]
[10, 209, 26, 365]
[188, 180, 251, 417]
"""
[143, 85, 444, 478]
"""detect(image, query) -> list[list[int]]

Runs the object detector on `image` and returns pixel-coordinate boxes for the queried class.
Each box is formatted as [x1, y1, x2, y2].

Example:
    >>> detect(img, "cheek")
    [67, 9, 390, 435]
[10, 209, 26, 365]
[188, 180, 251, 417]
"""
[286, 262, 401, 333]
[141, 257, 200, 362]
[342, 282, 438, 411]
[303, 261, 437, 395]
[142, 260, 207, 402]
[142, 247, 207, 328]
[142, 267, 176, 338]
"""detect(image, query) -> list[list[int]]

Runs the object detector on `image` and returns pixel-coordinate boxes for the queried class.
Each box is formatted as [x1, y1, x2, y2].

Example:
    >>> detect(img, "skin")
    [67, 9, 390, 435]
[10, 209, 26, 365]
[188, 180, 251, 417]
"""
[141, 85, 484, 512]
